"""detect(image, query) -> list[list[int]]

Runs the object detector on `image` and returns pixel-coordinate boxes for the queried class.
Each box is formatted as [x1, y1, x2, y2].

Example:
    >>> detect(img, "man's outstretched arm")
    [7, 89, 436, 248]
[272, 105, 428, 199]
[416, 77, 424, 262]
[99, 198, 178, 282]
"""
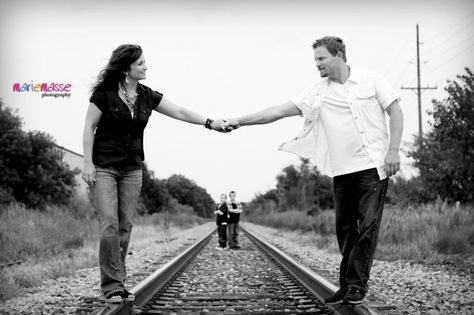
[226, 101, 301, 129]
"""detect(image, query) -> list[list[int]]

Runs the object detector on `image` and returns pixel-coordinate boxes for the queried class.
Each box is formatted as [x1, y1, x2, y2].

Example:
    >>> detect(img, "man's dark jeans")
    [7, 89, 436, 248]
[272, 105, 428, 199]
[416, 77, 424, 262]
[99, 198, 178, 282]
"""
[333, 168, 388, 293]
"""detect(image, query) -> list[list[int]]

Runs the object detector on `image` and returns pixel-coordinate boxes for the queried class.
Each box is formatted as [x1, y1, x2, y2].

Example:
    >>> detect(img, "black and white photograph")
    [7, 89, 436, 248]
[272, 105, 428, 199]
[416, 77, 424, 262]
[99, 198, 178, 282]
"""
[0, 0, 473, 314]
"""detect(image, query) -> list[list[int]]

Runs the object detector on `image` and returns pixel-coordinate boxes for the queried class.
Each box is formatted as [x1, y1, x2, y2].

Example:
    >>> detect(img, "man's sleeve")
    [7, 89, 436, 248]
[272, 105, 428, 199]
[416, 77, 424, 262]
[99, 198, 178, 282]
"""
[373, 71, 400, 109]
[290, 83, 317, 118]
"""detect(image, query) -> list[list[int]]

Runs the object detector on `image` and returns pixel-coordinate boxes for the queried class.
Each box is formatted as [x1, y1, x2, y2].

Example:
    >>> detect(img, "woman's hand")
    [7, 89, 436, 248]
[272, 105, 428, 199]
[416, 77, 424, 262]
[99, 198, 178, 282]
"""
[222, 118, 240, 132]
[82, 162, 96, 187]
[211, 119, 231, 133]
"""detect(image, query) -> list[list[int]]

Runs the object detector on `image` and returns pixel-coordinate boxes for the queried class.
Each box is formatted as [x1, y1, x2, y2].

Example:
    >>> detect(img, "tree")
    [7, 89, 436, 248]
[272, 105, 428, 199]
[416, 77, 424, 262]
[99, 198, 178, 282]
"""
[0, 100, 77, 208]
[0, 102, 25, 204]
[140, 163, 171, 214]
[276, 165, 300, 210]
[409, 67, 474, 202]
[165, 174, 215, 217]
[247, 158, 334, 216]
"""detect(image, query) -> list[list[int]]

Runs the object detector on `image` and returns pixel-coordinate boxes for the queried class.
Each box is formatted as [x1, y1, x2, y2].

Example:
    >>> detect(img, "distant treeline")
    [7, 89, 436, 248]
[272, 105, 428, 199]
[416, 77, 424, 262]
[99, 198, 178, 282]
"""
[0, 99, 214, 217]
[139, 164, 215, 217]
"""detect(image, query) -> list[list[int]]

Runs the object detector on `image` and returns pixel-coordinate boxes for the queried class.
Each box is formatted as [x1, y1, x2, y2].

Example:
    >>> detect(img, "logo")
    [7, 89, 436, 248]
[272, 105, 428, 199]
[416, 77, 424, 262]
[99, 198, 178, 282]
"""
[12, 81, 72, 98]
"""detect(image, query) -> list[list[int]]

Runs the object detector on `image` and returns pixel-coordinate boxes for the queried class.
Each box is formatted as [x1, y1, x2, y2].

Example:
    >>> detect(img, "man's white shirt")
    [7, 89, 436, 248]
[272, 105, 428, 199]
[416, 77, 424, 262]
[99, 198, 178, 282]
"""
[279, 67, 400, 180]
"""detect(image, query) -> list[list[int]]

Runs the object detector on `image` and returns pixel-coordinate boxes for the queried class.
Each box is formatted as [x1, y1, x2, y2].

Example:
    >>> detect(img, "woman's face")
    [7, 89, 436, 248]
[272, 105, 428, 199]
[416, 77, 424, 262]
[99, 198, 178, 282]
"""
[128, 53, 147, 81]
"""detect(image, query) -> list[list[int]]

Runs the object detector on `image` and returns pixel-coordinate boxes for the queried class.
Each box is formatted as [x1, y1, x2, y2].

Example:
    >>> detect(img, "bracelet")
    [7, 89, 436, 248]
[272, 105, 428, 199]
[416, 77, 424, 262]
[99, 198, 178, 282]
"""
[205, 118, 214, 129]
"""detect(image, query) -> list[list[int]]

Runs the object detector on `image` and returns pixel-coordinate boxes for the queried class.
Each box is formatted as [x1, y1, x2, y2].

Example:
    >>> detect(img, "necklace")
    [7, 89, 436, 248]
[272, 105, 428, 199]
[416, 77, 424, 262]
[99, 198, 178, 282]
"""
[120, 81, 138, 109]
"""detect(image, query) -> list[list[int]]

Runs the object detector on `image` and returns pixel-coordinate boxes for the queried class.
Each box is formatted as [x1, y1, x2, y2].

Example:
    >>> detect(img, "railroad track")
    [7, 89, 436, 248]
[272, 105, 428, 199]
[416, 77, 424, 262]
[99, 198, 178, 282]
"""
[76, 226, 388, 315]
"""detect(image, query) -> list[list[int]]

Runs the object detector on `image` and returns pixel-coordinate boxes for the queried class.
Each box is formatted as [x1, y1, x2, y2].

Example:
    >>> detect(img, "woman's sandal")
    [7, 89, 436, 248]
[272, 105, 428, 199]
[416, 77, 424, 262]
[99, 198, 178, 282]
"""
[105, 289, 135, 303]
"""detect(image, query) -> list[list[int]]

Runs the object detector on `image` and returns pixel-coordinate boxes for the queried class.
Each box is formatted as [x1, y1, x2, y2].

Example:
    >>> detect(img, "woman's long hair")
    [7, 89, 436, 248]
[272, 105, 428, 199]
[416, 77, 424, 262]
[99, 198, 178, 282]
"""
[91, 44, 143, 93]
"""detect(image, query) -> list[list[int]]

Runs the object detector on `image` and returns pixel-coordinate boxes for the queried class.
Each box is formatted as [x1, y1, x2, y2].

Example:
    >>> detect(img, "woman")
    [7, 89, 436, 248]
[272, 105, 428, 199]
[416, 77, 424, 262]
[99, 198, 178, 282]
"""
[82, 44, 227, 303]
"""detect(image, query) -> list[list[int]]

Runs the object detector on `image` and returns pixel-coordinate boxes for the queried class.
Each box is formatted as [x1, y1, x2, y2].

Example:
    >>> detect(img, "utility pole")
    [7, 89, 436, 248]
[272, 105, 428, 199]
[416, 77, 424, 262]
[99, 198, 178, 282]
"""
[401, 24, 437, 148]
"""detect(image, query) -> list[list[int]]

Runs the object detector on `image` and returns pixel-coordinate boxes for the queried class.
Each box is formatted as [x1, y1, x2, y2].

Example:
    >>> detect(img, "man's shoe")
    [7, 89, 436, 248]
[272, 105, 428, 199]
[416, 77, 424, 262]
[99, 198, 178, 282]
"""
[106, 291, 123, 304]
[123, 289, 135, 301]
[324, 288, 347, 304]
[343, 287, 365, 304]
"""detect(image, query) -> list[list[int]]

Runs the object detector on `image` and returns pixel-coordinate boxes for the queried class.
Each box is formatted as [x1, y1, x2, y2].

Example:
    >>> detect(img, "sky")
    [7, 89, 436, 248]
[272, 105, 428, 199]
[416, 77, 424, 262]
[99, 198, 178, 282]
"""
[1, 0, 473, 202]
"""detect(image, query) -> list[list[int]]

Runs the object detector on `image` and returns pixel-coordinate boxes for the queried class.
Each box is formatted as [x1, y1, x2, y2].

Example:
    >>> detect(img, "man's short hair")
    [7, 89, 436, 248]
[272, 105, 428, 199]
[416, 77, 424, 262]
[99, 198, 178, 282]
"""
[229, 191, 236, 195]
[312, 36, 347, 62]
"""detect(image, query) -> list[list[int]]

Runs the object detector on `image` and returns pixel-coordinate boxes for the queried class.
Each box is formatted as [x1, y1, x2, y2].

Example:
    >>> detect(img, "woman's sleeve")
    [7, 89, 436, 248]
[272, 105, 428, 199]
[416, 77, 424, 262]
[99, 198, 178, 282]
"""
[152, 90, 164, 110]
[89, 90, 107, 112]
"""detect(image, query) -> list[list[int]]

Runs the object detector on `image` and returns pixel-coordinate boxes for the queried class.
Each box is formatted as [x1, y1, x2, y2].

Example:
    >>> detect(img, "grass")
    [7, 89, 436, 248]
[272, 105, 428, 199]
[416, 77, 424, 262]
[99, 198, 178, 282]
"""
[0, 200, 208, 301]
[247, 202, 474, 263]
[0, 202, 96, 263]
[377, 203, 474, 261]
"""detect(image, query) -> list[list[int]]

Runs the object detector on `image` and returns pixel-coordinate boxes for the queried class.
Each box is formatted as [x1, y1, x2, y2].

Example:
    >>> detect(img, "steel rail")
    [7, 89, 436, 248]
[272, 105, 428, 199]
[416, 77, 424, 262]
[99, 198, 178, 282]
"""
[242, 225, 379, 315]
[99, 228, 214, 315]
[98, 225, 379, 315]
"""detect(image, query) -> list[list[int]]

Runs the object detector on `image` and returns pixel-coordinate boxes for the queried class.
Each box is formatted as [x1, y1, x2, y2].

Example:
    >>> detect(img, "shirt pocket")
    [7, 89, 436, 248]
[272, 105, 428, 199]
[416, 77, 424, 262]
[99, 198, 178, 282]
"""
[355, 87, 380, 110]
[138, 108, 152, 122]
[103, 106, 121, 120]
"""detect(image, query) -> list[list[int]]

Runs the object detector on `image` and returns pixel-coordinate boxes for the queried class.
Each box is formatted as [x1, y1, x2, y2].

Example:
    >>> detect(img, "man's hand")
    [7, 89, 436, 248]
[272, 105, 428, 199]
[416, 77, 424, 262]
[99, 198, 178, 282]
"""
[384, 149, 400, 177]
[222, 118, 240, 132]
[211, 119, 231, 133]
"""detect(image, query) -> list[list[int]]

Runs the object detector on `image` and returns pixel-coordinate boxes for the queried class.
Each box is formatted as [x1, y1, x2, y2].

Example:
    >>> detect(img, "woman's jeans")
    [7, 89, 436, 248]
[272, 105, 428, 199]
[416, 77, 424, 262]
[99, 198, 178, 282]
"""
[333, 168, 388, 293]
[91, 166, 142, 297]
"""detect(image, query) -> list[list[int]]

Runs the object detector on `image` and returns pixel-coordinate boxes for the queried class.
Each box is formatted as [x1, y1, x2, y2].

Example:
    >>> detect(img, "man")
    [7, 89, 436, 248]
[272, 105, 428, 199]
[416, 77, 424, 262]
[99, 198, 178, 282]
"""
[227, 190, 243, 249]
[223, 36, 403, 304]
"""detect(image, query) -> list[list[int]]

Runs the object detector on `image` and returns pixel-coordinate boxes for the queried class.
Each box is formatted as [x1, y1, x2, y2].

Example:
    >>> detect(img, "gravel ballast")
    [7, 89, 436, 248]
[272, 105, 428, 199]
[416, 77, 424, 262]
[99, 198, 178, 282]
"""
[0, 223, 214, 315]
[243, 222, 474, 315]
[1, 221, 473, 314]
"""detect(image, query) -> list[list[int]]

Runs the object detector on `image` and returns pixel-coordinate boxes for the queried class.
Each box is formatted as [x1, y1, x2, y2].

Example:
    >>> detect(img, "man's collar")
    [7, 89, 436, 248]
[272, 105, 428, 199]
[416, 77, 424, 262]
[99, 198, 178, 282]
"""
[346, 66, 362, 83]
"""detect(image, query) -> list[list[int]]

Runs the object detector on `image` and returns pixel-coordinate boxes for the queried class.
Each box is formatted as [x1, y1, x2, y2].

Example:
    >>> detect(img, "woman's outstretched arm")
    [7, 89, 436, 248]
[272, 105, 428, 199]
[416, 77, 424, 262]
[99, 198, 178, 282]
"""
[156, 97, 227, 132]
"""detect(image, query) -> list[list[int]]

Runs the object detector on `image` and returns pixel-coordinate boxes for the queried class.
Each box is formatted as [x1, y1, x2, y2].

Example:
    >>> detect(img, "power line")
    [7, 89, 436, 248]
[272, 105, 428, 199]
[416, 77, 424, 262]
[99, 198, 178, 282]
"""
[392, 61, 415, 87]
[423, 42, 474, 77]
[423, 10, 474, 44]
[423, 30, 474, 60]
[382, 39, 411, 76]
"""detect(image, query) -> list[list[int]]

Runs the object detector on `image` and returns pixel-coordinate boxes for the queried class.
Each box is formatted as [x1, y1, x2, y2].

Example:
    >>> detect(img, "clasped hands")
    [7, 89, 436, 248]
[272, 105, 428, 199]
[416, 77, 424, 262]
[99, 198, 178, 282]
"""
[210, 118, 240, 133]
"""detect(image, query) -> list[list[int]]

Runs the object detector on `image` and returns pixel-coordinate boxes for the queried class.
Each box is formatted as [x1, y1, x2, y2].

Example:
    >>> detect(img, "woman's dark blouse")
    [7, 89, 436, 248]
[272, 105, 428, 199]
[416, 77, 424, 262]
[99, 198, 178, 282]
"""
[89, 83, 163, 171]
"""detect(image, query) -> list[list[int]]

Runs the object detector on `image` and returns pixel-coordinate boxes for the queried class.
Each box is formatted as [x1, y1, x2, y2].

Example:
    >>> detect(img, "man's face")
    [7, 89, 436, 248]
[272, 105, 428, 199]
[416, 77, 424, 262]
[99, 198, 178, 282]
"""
[313, 46, 340, 79]
[229, 193, 236, 201]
